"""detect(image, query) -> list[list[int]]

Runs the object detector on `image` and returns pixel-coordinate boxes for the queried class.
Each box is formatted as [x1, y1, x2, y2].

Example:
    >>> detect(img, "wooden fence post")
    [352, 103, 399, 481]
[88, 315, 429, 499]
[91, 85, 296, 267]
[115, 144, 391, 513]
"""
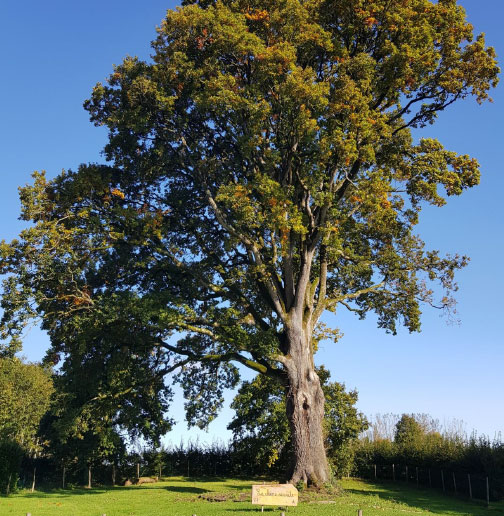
[468, 473, 472, 500]
[441, 470, 445, 492]
[358, 510, 363, 516]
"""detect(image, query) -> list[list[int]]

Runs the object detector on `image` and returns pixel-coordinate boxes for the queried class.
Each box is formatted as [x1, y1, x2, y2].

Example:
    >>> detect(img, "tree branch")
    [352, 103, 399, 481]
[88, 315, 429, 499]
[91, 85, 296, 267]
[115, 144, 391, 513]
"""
[313, 244, 328, 323]
[204, 185, 287, 320]
[327, 281, 386, 309]
[157, 339, 287, 381]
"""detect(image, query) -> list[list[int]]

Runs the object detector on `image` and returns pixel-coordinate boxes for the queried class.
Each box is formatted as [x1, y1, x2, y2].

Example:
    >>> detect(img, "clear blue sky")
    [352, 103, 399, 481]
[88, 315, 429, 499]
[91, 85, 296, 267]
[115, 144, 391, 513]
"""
[0, 0, 502, 445]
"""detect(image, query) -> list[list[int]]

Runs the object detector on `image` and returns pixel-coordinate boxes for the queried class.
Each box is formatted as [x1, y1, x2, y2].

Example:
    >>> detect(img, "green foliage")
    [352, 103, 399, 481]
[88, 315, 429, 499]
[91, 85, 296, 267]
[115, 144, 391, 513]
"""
[40, 370, 129, 482]
[0, 358, 53, 446]
[393, 414, 426, 462]
[0, 0, 498, 476]
[395, 414, 424, 446]
[0, 358, 53, 493]
[229, 374, 290, 475]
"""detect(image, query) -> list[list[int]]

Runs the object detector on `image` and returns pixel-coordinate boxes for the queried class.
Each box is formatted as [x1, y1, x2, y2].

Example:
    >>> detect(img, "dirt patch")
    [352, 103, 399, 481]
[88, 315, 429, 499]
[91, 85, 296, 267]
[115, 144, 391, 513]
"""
[198, 492, 233, 502]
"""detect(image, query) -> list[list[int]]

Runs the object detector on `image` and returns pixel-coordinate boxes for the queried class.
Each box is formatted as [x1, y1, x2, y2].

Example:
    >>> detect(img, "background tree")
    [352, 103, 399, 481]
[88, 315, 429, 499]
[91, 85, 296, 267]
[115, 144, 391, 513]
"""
[47, 361, 130, 488]
[394, 413, 426, 464]
[229, 366, 367, 478]
[0, 0, 498, 484]
[395, 414, 424, 447]
[0, 358, 53, 493]
[229, 374, 291, 476]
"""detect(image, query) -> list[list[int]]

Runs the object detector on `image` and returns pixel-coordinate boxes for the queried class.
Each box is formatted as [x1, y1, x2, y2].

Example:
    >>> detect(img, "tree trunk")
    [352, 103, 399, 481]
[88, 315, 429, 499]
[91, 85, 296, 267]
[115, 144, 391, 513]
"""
[62, 465, 66, 489]
[112, 463, 116, 486]
[88, 466, 92, 489]
[30, 466, 36, 492]
[285, 324, 330, 486]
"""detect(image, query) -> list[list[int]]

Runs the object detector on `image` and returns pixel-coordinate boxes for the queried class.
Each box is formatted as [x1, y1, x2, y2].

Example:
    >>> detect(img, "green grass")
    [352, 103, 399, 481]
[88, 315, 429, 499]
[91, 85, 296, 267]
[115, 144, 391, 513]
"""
[1, 476, 503, 516]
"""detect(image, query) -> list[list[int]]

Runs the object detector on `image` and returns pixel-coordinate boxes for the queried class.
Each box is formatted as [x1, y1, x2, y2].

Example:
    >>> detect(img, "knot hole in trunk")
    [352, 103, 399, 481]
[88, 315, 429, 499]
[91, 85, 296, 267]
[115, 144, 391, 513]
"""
[303, 400, 309, 410]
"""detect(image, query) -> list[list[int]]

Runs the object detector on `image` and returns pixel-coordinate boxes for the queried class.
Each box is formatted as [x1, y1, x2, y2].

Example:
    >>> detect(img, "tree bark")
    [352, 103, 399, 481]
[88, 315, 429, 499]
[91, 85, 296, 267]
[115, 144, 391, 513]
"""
[87, 466, 92, 489]
[285, 324, 330, 486]
[31, 466, 36, 493]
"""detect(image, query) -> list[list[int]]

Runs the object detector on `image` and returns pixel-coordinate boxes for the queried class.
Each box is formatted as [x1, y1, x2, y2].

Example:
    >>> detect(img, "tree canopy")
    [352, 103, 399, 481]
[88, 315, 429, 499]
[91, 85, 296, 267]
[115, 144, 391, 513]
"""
[0, 0, 498, 484]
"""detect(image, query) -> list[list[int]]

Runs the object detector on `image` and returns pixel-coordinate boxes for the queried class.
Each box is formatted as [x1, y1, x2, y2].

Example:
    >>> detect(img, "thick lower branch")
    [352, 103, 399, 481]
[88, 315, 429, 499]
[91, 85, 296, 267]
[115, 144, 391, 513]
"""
[157, 339, 287, 382]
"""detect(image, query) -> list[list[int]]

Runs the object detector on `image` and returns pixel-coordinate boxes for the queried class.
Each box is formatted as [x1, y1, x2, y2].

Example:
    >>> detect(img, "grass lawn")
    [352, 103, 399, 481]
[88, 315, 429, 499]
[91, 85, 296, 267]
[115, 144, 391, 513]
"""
[1, 476, 502, 516]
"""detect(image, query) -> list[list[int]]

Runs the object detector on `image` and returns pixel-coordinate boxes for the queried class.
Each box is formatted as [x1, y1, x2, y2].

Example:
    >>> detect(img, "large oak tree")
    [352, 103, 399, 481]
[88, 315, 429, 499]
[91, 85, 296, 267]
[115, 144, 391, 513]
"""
[0, 0, 498, 484]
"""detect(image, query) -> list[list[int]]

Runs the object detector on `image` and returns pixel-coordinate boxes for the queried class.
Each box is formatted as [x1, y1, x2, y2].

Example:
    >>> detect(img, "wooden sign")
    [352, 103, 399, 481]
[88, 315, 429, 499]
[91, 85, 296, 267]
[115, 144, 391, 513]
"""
[252, 484, 298, 506]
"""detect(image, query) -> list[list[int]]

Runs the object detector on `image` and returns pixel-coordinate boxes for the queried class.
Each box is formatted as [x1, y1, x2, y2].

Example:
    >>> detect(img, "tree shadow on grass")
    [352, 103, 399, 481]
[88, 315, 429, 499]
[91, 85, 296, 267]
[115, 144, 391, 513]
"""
[7, 478, 254, 499]
[12, 484, 171, 498]
[182, 477, 253, 490]
[163, 485, 210, 494]
[224, 509, 268, 513]
[7, 487, 111, 499]
[345, 481, 504, 516]
[219, 484, 253, 491]
[167, 478, 254, 492]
